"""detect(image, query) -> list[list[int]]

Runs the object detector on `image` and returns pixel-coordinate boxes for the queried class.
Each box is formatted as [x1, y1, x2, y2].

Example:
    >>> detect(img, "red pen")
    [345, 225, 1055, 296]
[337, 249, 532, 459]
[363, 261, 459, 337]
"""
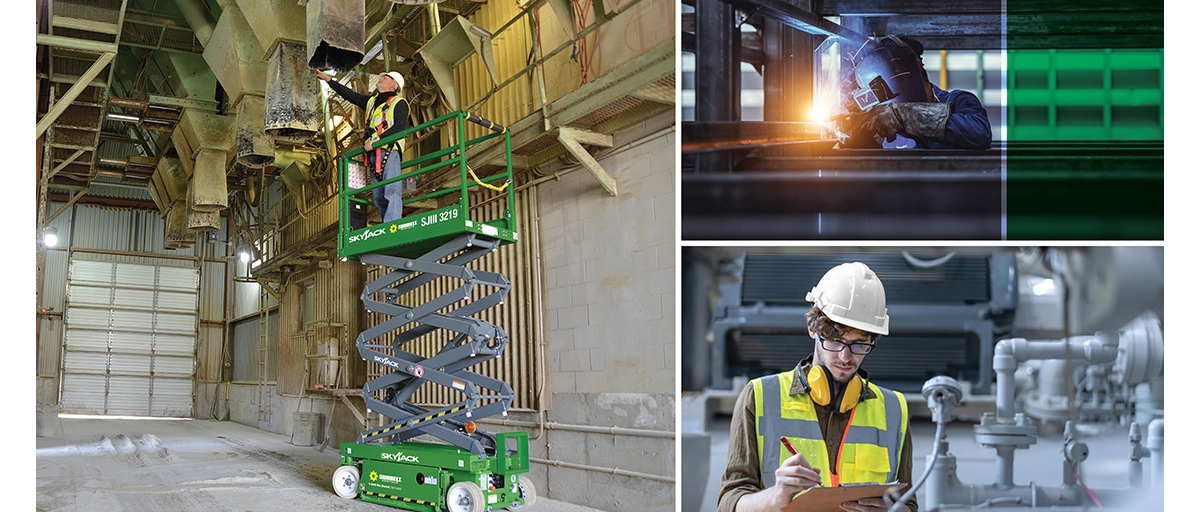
[780, 436, 799, 455]
[781, 436, 823, 487]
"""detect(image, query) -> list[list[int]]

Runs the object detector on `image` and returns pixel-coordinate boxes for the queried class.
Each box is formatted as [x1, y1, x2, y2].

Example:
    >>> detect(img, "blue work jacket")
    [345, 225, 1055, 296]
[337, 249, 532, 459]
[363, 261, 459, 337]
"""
[920, 85, 992, 149]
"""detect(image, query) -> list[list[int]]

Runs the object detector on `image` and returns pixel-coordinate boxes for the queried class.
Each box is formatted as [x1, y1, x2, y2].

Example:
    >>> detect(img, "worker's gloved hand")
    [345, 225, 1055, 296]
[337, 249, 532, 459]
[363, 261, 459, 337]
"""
[866, 102, 951, 142]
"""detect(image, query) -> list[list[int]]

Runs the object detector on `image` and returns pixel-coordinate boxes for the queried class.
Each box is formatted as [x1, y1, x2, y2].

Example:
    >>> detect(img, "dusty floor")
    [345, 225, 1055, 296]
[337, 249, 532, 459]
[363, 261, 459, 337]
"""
[36, 416, 606, 512]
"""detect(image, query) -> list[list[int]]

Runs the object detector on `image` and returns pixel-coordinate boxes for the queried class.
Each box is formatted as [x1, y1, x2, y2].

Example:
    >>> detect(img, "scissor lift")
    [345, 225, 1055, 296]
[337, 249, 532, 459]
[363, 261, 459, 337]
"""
[331, 111, 535, 512]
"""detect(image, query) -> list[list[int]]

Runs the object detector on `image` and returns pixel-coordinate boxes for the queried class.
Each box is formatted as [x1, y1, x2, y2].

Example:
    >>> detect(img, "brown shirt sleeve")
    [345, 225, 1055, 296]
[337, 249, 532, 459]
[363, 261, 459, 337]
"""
[717, 382, 762, 512]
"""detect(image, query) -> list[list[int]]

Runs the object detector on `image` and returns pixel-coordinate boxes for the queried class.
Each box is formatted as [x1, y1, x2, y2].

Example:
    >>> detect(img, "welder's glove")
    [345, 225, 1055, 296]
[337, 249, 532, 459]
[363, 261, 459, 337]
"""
[867, 102, 951, 142]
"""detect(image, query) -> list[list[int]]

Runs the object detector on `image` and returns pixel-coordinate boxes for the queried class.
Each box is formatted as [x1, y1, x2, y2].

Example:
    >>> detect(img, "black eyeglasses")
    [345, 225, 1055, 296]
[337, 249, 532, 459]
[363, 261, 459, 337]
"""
[817, 333, 875, 355]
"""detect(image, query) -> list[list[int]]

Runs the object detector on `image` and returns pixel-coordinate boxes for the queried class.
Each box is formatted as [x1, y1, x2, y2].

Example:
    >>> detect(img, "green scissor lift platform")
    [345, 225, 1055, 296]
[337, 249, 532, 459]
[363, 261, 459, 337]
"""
[331, 111, 535, 512]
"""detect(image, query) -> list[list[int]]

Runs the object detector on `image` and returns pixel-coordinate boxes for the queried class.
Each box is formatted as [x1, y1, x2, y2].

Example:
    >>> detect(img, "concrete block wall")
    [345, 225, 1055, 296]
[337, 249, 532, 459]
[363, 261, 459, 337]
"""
[535, 119, 676, 510]
[541, 125, 675, 395]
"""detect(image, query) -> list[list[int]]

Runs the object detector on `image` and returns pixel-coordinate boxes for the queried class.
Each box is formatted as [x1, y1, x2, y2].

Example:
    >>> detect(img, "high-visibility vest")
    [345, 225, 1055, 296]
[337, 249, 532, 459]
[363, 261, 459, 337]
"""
[753, 369, 908, 488]
[364, 94, 408, 154]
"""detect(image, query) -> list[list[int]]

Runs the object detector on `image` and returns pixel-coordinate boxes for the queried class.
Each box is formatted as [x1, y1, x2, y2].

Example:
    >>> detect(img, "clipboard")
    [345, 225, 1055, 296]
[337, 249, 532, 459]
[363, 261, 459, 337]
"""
[781, 481, 907, 512]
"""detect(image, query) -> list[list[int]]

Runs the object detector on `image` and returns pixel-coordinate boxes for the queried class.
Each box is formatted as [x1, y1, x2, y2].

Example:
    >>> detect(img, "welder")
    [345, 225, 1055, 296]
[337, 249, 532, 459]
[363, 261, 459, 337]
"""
[316, 69, 410, 223]
[840, 35, 991, 150]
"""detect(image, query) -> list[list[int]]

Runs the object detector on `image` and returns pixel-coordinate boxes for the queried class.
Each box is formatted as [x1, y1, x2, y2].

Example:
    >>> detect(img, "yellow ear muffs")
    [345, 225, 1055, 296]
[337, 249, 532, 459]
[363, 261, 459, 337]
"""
[807, 366, 864, 413]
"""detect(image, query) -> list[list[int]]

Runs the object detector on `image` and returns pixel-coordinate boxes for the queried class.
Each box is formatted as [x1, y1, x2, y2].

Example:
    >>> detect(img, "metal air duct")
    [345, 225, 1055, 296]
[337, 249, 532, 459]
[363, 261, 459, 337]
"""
[305, 0, 364, 72]
[236, 94, 274, 167]
[191, 149, 229, 211]
[265, 41, 320, 142]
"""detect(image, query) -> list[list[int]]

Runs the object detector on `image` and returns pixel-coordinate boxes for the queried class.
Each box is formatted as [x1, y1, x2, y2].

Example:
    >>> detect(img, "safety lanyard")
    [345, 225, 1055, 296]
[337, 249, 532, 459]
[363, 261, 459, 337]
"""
[831, 406, 857, 487]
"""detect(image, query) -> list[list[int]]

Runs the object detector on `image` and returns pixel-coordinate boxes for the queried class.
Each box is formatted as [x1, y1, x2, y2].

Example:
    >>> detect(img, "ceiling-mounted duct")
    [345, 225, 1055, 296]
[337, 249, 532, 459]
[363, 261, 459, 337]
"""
[148, 156, 188, 213]
[187, 202, 221, 232]
[306, 0, 364, 72]
[191, 149, 229, 212]
[276, 149, 315, 212]
[236, 94, 274, 167]
[164, 201, 192, 248]
[417, 16, 499, 110]
[202, 3, 267, 104]
[265, 41, 320, 142]
[173, 110, 236, 176]
[236, 0, 309, 52]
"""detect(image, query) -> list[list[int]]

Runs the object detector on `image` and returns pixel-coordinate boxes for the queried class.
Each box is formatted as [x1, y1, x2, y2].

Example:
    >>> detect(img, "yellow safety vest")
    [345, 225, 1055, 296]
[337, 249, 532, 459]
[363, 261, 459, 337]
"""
[753, 369, 908, 488]
[364, 94, 408, 153]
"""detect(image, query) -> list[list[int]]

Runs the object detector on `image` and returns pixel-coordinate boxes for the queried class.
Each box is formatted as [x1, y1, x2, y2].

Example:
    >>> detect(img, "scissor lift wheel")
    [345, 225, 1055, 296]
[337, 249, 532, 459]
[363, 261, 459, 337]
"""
[332, 465, 360, 499]
[508, 475, 537, 510]
[445, 482, 486, 512]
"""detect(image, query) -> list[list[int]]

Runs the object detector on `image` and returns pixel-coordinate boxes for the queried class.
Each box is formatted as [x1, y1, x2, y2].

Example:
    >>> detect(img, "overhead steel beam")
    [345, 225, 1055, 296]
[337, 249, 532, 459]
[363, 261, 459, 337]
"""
[36, 34, 118, 54]
[814, 0, 1150, 16]
[717, 0, 866, 46]
[36, 51, 116, 139]
[45, 187, 90, 224]
[682, 122, 831, 153]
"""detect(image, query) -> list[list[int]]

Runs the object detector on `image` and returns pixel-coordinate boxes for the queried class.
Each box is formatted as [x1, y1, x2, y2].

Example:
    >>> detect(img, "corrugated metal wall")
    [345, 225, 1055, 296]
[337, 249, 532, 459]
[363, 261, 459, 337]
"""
[455, 0, 536, 141]
[276, 259, 364, 396]
[231, 312, 279, 382]
[452, 0, 673, 142]
[38, 201, 233, 412]
[364, 186, 544, 412]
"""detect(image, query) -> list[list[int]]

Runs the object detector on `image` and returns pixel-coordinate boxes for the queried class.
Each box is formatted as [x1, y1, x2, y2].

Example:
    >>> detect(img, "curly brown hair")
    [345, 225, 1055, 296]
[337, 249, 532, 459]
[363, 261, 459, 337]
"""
[805, 306, 879, 343]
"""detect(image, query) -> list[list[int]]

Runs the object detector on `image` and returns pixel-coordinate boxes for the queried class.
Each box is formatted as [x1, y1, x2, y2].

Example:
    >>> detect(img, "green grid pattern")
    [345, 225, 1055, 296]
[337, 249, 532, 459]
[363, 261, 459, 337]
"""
[1008, 49, 1164, 141]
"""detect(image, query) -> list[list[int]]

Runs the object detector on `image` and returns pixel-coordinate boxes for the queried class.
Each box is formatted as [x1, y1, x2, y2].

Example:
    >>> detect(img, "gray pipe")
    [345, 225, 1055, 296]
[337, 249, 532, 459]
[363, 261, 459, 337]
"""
[528, 457, 674, 483]
[174, 0, 216, 47]
[475, 418, 674, 439]
[1148, 418, 1164, 488]
[993, 333, 1121, 420]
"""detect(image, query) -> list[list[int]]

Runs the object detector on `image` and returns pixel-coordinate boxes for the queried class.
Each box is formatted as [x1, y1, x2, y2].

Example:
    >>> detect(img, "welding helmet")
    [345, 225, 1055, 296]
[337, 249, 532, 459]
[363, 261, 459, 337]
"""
[805, 262, 889, 335]
[848, 35, 928, 111]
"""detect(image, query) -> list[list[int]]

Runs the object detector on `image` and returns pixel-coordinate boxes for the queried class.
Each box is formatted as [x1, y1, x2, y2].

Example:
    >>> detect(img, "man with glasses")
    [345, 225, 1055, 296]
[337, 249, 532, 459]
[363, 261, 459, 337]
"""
[718, 262, 917, 512]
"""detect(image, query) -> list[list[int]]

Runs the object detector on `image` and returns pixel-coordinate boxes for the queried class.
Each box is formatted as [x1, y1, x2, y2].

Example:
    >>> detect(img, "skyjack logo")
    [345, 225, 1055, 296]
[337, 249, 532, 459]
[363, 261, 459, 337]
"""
[348, 228, 386, 244]
[381, 452, 419, 463]
[373, 356, 401, 368]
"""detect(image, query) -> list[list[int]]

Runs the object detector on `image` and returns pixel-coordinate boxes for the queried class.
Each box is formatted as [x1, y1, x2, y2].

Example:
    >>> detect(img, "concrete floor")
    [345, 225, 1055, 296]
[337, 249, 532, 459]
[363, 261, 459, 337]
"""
[683, 391, 1166, 512]
[35, 416, 606, 512]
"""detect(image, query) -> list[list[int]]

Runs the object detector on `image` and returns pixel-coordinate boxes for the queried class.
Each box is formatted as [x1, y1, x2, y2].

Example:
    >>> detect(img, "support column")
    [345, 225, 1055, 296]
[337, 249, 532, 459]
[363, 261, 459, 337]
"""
[763, 0, 813, 157]
[695, 0, 738, 172]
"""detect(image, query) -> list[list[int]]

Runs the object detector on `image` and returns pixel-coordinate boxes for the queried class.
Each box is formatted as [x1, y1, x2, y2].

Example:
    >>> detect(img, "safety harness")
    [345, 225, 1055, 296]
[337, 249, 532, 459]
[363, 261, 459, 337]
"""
[364, 94, 408, 180]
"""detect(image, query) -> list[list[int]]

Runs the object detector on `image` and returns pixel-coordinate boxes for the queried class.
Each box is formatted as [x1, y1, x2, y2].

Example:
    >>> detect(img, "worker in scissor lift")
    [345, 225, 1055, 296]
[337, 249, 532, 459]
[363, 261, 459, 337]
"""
[839, 35, 991, 150]
[315, 69, 411, 223]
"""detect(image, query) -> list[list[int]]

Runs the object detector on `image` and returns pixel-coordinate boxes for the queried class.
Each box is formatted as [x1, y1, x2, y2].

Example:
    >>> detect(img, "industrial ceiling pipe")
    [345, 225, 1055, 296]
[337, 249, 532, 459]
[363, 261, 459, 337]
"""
[174, 0, 216, 47]
[236, 94, 274, 168]
[306, 0, 364, 72]
[265, 41, 320, 142]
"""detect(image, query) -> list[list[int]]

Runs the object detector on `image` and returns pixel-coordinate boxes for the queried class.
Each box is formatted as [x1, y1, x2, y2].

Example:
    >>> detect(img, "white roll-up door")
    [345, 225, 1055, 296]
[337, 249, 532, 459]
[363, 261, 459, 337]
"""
[60, 259, 199, 417]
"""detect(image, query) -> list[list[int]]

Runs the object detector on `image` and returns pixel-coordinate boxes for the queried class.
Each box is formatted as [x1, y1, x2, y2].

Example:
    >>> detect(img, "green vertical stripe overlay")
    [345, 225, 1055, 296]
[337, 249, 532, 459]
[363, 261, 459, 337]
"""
[1005, 1, 1163, 239]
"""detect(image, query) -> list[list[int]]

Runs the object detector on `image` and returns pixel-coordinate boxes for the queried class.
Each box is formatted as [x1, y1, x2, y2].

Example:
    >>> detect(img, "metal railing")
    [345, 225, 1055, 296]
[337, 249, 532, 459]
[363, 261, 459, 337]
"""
[336, 110, 516, 259]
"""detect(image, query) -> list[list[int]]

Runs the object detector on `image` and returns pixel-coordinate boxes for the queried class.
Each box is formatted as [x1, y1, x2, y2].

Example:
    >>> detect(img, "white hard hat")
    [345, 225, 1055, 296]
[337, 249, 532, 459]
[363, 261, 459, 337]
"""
[381, 71, 405, 90]
[806, 262, 889, 335]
